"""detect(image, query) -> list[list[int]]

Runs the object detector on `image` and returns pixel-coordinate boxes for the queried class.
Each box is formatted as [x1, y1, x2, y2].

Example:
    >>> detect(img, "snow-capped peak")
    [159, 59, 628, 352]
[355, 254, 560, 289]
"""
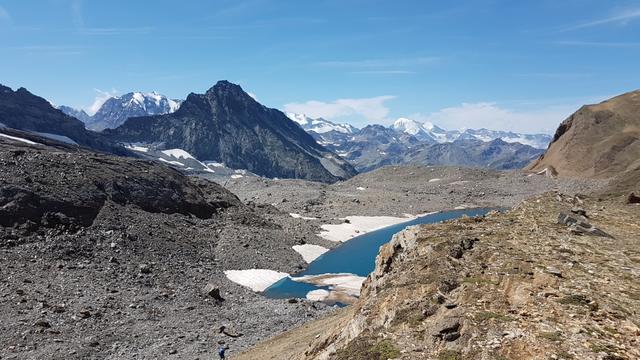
[286, 112, 312, 126]
[392, 117, 423, 135]
[59, 91, 183, 131]
[285, 113, 356, 134]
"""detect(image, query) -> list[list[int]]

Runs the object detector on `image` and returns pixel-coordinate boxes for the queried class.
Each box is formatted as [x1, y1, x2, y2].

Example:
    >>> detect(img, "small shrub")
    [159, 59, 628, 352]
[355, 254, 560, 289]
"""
[437, 350, 462, 360]
[539, 331, 562, 342]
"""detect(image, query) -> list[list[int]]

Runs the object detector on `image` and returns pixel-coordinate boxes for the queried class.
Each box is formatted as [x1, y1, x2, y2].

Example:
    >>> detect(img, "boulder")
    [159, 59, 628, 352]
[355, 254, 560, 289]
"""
[627, 192, 640, 204]
[558, 212, 612, 238]
[203, 283, 225, 301]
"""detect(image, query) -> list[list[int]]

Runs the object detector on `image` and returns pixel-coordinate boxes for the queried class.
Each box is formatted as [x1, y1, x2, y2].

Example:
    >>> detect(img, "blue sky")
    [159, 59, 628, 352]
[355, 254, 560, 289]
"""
[1, 0, 639, 133]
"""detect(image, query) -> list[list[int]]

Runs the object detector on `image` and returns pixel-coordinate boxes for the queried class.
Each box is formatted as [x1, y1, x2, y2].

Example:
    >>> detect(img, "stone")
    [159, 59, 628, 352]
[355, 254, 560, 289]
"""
[443, 332, 461, 341]
[627, 192, 640, 204]
[545, 267, 563, 278]
[449, 246, 464, 259]
[432, 317, 462, 342]
[558, 212, 613, 238]
[460, 238, 478, 250]
[139, 264, 151, 274]
[570, 207, 587, 217]
[34, 320, 51, 328]
[203, 283, 225, 301]
[219, 325, 243, 338]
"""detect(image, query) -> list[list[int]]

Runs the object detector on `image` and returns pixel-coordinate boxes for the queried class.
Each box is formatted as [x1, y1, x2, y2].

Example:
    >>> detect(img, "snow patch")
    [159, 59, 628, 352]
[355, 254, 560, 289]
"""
[428, 178, 442, 183]
[318, 215, 415, 242]
[356, 186, 366, 191]
[293, 244, 329, 263]
[0, 133, 40, 145]
[125, 145, 149, 153]
[289, 213, 318, 220]
[224, 269, 289, 292]
[293, 273, 366, 297]
[161, 149, 195, 160]
[158, 158, 184, 166]
[306, 289, 330, 301]
[230, 174, 243, 179]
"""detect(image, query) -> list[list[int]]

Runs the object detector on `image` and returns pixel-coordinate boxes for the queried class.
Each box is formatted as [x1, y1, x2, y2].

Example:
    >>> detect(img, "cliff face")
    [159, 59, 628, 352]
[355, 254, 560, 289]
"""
[527, 90, 640, 178]
[304, 193, 639, 360]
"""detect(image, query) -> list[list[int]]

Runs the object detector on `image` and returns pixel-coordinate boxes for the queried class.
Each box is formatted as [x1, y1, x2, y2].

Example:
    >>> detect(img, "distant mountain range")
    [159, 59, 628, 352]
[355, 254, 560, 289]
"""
[286, 113, 551, 172]
[3, 80, 555, 180]
[60, 92, 182, 131]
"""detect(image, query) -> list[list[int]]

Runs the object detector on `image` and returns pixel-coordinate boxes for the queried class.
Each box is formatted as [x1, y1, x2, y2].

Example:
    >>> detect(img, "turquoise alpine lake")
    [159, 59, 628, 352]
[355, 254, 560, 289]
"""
[262, 208, 494, 301]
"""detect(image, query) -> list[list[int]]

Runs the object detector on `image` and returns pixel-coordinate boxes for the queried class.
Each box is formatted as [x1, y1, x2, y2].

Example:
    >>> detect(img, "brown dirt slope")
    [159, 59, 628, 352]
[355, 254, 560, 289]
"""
[527, 90, 640, 178]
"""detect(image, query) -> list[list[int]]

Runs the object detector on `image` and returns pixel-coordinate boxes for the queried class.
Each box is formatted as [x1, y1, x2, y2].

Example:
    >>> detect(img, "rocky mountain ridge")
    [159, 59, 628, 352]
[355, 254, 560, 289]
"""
[104, 81, 357, 182]
[527, 90, 640, 179]
[0, 84, 128, 156]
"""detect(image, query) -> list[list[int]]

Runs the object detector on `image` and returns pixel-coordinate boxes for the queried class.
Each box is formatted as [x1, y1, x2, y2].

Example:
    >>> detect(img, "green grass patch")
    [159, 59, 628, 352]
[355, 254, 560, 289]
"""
[437, 350, 462, 360]
[371, 340, 401, 359]
[335, 338, 401, 360]
[558, 294, 590, 306]
[539, 331, 563, 342]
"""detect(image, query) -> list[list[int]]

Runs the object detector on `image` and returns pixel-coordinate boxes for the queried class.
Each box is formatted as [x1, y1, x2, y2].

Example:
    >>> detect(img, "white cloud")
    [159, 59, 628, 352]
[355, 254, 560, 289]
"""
[414, 102, 581, 134]
[86, 88, 119, 115]
[284, 96, 396, 122]
[562, 7, 640, 31]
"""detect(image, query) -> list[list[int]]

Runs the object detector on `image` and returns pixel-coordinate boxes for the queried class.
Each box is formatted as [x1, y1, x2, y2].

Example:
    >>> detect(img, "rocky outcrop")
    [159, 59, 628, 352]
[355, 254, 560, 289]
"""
[104, 81, 357, 182]
[0, 135, 239, 232]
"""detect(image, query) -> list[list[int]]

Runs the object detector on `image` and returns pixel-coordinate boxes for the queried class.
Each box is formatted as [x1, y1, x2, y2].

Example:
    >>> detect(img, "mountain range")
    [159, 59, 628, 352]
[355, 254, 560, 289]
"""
[7, 80, 554, 180]
[60, 92, 182, 131]
[287, 114, 548, 172]
[103, 81, 357, 182]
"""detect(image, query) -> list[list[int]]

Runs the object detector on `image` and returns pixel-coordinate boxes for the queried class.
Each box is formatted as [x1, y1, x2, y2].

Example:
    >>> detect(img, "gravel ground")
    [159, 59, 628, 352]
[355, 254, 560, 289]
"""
[224, 165, 608, 220]
[1, 135, 607, 359]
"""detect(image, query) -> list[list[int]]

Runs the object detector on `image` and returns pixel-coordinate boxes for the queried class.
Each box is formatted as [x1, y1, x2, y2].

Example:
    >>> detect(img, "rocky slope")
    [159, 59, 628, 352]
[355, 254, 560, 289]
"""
[60, 92, 182, 131]
[237, 192, 639, 360]
[0, 136, 341, 359]
[527, 90, 640, 178]
[104, 81, 356, 182]
[301, 192, 639, 360]
[0, 84, 128, 155]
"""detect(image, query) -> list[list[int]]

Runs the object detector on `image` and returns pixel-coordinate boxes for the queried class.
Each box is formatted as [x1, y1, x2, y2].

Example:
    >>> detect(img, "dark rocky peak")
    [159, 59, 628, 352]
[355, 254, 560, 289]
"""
[203, 80, 259, 109]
